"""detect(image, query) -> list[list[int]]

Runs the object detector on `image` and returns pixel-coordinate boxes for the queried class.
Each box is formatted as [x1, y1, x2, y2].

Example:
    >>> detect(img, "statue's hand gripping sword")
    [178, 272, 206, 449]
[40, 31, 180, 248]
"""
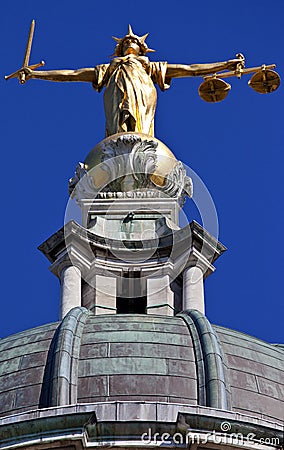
[5, 20, 45, 84]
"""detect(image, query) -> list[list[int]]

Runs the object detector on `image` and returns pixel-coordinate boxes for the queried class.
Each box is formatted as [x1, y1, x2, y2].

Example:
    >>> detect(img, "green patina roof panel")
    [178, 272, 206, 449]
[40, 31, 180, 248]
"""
[0, 311, 283, 423]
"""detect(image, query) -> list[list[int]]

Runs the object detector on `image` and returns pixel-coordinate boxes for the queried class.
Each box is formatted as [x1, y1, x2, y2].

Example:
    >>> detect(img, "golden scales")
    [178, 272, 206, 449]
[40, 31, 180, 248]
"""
[198, 53, 280, 102]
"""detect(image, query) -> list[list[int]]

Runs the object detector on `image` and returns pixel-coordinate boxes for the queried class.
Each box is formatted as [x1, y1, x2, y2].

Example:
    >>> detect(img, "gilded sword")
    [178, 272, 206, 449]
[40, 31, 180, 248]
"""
[5, 20, 45, 83]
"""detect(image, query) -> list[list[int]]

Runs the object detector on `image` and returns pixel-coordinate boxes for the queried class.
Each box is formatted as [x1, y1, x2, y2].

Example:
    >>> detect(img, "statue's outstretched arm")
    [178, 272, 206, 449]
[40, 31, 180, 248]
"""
[23, 67, 97, 83]
[166, 57, 244, 78]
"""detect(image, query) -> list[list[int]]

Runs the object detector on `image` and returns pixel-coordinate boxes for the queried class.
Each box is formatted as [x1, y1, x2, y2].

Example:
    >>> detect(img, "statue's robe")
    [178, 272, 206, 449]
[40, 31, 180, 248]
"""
[92, 56, 170, 136]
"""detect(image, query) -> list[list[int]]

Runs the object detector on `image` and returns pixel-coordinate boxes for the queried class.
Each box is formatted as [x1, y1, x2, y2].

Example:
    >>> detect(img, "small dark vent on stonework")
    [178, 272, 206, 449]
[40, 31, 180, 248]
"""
[117, 296, 147, 314]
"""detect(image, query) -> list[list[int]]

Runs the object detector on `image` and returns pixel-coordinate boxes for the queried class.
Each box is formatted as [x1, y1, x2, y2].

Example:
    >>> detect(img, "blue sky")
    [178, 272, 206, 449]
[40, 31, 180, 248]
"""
[1, 0, 283, 342]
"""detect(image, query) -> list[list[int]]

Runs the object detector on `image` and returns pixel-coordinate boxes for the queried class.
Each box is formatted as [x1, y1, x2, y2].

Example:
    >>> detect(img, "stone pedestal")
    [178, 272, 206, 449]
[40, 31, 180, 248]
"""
[69, 133, 193, 242]
[80, 196, 180, 240]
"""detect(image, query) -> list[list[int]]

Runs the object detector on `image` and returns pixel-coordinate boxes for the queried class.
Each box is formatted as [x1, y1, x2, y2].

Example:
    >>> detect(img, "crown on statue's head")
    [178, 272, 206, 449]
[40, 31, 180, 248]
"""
[112, 24, 155, 56]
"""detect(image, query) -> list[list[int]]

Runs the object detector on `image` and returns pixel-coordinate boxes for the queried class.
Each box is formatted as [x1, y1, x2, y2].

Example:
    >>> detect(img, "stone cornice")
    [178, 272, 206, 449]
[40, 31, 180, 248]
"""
[0, 402, 282, 449]
[38, 220, 226, 281]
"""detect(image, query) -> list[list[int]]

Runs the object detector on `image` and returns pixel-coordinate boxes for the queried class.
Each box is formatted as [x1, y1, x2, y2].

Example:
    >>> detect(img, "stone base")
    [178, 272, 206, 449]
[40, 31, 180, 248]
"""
[81, 196, 180, 240]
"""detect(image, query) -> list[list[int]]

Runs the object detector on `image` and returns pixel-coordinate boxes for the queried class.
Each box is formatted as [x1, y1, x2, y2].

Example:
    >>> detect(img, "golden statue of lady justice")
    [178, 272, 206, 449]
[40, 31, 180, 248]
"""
[6, 23, 280, 137]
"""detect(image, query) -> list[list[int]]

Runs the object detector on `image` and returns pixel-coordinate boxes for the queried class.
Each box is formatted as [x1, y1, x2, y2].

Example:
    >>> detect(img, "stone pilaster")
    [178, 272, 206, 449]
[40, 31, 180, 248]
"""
[147, 275, 174, 316]
[93, 274, 117, 315]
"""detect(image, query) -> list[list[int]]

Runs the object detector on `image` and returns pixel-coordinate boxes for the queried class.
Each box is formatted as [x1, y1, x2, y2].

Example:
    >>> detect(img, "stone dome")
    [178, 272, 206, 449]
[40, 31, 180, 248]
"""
[1, 308, 283, 423]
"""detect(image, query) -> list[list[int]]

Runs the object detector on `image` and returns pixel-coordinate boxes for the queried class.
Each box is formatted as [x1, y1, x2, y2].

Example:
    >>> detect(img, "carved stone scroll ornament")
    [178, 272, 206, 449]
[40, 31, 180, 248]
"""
[69, 135, 192, 205]
[161, 161, 193, 206]
[99, 135, 158, 191]
[68, 162, 97, 199]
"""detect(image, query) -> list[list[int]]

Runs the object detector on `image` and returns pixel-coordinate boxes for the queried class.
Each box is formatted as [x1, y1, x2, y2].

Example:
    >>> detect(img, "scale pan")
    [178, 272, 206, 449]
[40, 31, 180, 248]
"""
[248, 69, 280, 94]
[198, 78, 231, 103]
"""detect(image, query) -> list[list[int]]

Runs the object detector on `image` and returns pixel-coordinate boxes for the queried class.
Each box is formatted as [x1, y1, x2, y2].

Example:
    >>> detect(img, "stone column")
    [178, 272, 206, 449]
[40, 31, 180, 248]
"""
[60, 265, 82, 319]
[183, 266, 204, 314]
[147, 275, 174, 316]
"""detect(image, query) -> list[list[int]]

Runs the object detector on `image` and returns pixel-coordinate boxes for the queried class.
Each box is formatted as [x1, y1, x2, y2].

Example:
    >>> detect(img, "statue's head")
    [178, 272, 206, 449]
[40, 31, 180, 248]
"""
[112, 25, 155, 57]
